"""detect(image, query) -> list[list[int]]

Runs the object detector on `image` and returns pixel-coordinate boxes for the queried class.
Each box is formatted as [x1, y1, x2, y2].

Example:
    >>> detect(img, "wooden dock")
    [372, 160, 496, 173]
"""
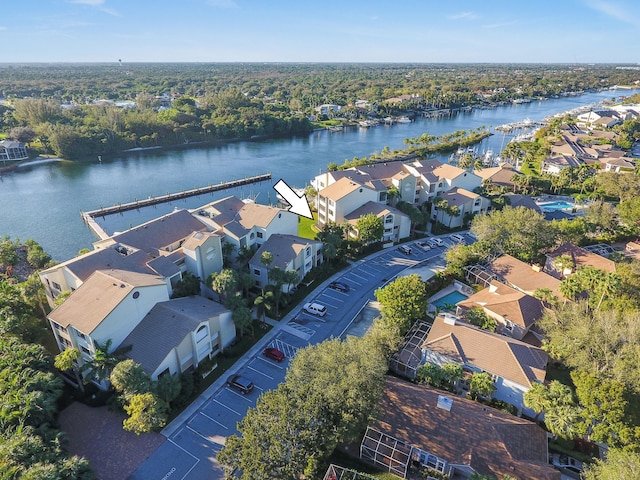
[82, 173, 272, 219]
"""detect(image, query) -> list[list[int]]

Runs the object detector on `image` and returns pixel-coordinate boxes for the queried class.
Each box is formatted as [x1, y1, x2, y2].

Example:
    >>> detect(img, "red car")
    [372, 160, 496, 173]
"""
[263, 347, 285, 362]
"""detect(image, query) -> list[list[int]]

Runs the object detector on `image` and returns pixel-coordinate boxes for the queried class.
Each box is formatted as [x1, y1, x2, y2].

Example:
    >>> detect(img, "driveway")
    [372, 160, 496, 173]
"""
[129, 234, 460, 480]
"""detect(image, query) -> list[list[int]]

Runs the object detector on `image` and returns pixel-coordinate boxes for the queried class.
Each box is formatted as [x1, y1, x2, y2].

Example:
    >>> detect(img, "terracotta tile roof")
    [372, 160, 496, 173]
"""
[432, 163, 466, 180]
[424, 315, 548, 388]
[373, 377, 559, 480]
[547, 242, 616, 273]
[202, 196, 285, 234]
[48, 270, 166, 333]
[457, 281, 545, 329]
[486, 254, 562, 298]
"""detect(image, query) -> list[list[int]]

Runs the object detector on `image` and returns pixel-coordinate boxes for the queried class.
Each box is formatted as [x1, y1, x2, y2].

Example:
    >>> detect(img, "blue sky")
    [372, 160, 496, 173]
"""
[2, 0, 639, 63]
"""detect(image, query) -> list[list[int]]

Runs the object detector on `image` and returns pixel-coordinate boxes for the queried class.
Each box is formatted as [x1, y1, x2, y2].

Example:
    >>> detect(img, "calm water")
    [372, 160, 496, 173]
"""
[1, 89, 635, 261]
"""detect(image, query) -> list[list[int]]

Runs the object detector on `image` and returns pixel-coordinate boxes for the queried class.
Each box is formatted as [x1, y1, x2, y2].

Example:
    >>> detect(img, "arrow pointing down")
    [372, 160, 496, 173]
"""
[273, 179, 313, 219]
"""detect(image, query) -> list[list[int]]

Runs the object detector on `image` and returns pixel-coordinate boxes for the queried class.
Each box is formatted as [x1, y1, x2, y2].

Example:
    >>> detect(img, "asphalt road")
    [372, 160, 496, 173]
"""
[129, 233, 467, 480]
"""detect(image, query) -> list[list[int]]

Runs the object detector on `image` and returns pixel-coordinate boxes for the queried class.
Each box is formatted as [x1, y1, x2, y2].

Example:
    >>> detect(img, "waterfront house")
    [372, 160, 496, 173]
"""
[405, 159, 484, 204]
[40, 209, 223, 307]
[314, 104, 342, 116]
[194, 196, 298, 254]
[0, 140, 28, 161]
[576, 109, 623, 130]
[474, 163, 522, 190]
[362, 376, 559, 480]
[248, 234, 323, 292]
[315, 177, 381, 227]
[456, 281, 546, 341]
[422, 315, 548, 416]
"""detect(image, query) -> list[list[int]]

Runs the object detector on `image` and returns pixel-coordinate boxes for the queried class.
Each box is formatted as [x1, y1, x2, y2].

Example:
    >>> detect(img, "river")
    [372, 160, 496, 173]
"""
[1, 89, 636, 261]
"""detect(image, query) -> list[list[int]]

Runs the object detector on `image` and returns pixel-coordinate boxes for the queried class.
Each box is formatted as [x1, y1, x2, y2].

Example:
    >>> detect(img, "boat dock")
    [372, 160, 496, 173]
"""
[82, 173, 272, 220]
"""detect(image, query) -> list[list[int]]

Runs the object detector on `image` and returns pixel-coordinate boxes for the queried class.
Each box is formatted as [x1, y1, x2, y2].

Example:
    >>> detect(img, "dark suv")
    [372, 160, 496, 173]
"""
[226, 374, 254, 394]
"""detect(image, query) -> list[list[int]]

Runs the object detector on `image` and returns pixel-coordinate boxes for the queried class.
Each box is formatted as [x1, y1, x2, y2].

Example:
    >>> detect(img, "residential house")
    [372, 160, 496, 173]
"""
[194, 196, 298, 254]
[40, 209, 222, 306]
[119, 296, 235, 379]
[422, 315, 548, 416]
[362, 376, 559, 480]
[576, 109, 623, 129]
[456, 281, 546, 341]
[431, 187, 490, 228]
[545, 242, 616, 279]
[474, 163, 522, 190]
[405, 160, 484, 204]
[541, 154, 584, 175]
[315, 104, 342, 116]
[315, 177, 381, 227]
[504, 193, 543, 213]
[249, 234, 323, 292]
[603, 156, 636, 172]
[344, 201, 410, 242]
[0, 140, 28, 161]
[483, 253, 562, 300]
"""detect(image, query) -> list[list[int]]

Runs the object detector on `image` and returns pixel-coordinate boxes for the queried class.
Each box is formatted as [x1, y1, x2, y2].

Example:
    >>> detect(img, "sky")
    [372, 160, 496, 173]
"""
[1, 0, 639, 64]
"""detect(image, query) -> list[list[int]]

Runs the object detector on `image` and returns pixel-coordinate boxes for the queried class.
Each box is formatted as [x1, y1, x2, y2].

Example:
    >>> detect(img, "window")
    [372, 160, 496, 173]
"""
[505, 320, 515, 332]
[206, 247, 216, 260]
[195, 325, 208, 342]
[77, 331, 86, 340]
[253, 269, 260, 276]
[256, 231, 263, 239]
[52, 282, 61, 291]
[60, 337, 72, 348]
[81, 346, 91, 355]
[54, 323, 67, 333]
[158, 368, 171, 378]
[385, 214, 393, 224]
[133, 291, 140, 299]
[250, 232, 255, 240]
[306, 246, 311, 257]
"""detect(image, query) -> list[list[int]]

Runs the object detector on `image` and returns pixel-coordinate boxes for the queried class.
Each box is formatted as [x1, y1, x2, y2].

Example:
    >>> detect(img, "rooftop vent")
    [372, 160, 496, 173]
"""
[437, 395, 453, 412]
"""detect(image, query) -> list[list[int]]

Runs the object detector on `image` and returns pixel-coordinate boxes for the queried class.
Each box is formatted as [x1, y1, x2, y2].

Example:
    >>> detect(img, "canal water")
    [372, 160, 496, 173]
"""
[0, 89, 635, 261]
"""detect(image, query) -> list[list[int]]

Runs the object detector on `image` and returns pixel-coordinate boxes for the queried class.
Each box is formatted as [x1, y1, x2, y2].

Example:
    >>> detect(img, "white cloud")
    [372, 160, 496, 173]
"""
[447, 11, 478, 20]
[585, 0, 640, 28]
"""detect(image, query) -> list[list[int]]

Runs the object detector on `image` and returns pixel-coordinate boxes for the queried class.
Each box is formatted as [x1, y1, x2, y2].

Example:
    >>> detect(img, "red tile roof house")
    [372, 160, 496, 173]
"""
[422, 315, 548, 418]
[456, 281, 546, 341]
[544, 242, 616, 280]
[361, 376, 559, 480]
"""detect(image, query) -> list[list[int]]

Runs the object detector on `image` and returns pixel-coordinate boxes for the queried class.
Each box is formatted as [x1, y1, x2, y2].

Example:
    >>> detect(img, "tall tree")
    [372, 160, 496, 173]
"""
[355, 213, 384, 244]
[375, 274, 427, 336]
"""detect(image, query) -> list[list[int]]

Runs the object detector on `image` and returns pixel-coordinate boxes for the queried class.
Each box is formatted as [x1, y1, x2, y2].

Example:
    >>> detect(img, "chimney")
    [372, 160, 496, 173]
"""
[489, 283, 498, 293]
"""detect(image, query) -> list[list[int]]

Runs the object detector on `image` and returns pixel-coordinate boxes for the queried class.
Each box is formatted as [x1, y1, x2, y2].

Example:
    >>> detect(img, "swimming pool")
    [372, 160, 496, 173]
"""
[431, 291, 468, 310]
[538, 200, 576, 212]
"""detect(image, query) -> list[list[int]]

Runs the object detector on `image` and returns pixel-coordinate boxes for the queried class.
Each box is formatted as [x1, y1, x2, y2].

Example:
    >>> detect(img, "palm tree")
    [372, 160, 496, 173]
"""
[260, 251, 274, 292]
[54, 347, 84, 392]
[544, 404, 580, 440]
[80, 339, 131, 387]
[447, 205, 461, 229]
[523, 382, 548, 421]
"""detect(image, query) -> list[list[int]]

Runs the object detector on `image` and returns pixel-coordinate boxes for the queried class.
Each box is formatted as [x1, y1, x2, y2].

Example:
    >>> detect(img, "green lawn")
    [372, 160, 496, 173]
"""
[298, 213, 319, 239]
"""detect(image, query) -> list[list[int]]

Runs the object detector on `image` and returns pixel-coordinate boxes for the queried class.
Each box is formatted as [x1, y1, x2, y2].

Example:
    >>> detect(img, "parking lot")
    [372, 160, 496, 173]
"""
[130, 232, 471, 480]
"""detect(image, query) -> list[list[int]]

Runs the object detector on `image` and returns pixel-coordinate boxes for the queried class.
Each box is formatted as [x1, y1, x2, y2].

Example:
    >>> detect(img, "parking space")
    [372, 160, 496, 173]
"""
[132, 234, 466, 480]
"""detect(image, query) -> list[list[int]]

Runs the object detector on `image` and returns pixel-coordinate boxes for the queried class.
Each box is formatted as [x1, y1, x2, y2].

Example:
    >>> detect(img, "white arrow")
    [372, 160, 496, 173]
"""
[273, 179, 313, 219]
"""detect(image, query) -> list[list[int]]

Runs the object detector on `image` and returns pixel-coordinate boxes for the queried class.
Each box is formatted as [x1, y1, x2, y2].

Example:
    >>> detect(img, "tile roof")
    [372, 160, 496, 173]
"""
[475, 163, 521, 187]
[547, 242, 616, 273]
[111, 209, 208, 252]
[249, 234, 321, 270]
[486, 254, 562, 298]
[200, 196, 285, 236]
[343, 201, 408, 223]
[119, 297, 229, 376]
[373, 377, 559, 480]
[457, 281, 545, 329]
[440, 187, 478, 208]
[318, 177, 371, 201]
[504, 194, 542, 212]
[432, 163, 466, 180]
[62, 247, 159, 282]
[352, 161, 407, 180]
[48, 270, 166, 333]
[424, 315, 548, 388]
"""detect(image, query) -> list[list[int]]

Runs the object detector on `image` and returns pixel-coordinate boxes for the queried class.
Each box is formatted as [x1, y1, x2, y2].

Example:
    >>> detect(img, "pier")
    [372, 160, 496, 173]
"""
[82, 173, 272, 220]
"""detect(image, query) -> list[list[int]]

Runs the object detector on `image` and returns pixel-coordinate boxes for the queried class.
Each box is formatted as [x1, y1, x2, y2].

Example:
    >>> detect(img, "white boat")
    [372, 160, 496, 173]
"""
[396, 116, 412, 123]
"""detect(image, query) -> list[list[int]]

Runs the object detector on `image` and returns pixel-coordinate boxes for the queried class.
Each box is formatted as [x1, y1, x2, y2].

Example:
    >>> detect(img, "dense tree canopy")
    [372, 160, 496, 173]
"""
[375, 274, 427, 336]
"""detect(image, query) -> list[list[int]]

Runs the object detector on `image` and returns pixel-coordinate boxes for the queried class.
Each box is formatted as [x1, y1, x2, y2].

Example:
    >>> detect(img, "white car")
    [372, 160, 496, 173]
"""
[431, 238, 445, 247]
[450, 234, 466, 243]
[415, 241, 431, 251]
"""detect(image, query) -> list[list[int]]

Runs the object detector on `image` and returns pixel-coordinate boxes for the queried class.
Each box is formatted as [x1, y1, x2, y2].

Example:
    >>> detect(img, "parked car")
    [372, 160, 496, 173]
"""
[431, 237, 445, 247]
[415, 241, 431, 251]
[303, 302, 327, 316]
[226, 374, 254, 394]
[398, 245, 412, 255]
[450, 234, 466, 244]
[263, 347, 285, 362]
[551, 453, 583, 479]
[328, 281, 350, 292]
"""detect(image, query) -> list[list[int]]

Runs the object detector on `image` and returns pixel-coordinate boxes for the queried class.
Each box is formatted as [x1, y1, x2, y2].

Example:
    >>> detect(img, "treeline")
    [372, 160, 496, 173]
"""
[0, 237, 93, 478]
[1, 63, 638, 106]
[3, 91, 312, 159]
